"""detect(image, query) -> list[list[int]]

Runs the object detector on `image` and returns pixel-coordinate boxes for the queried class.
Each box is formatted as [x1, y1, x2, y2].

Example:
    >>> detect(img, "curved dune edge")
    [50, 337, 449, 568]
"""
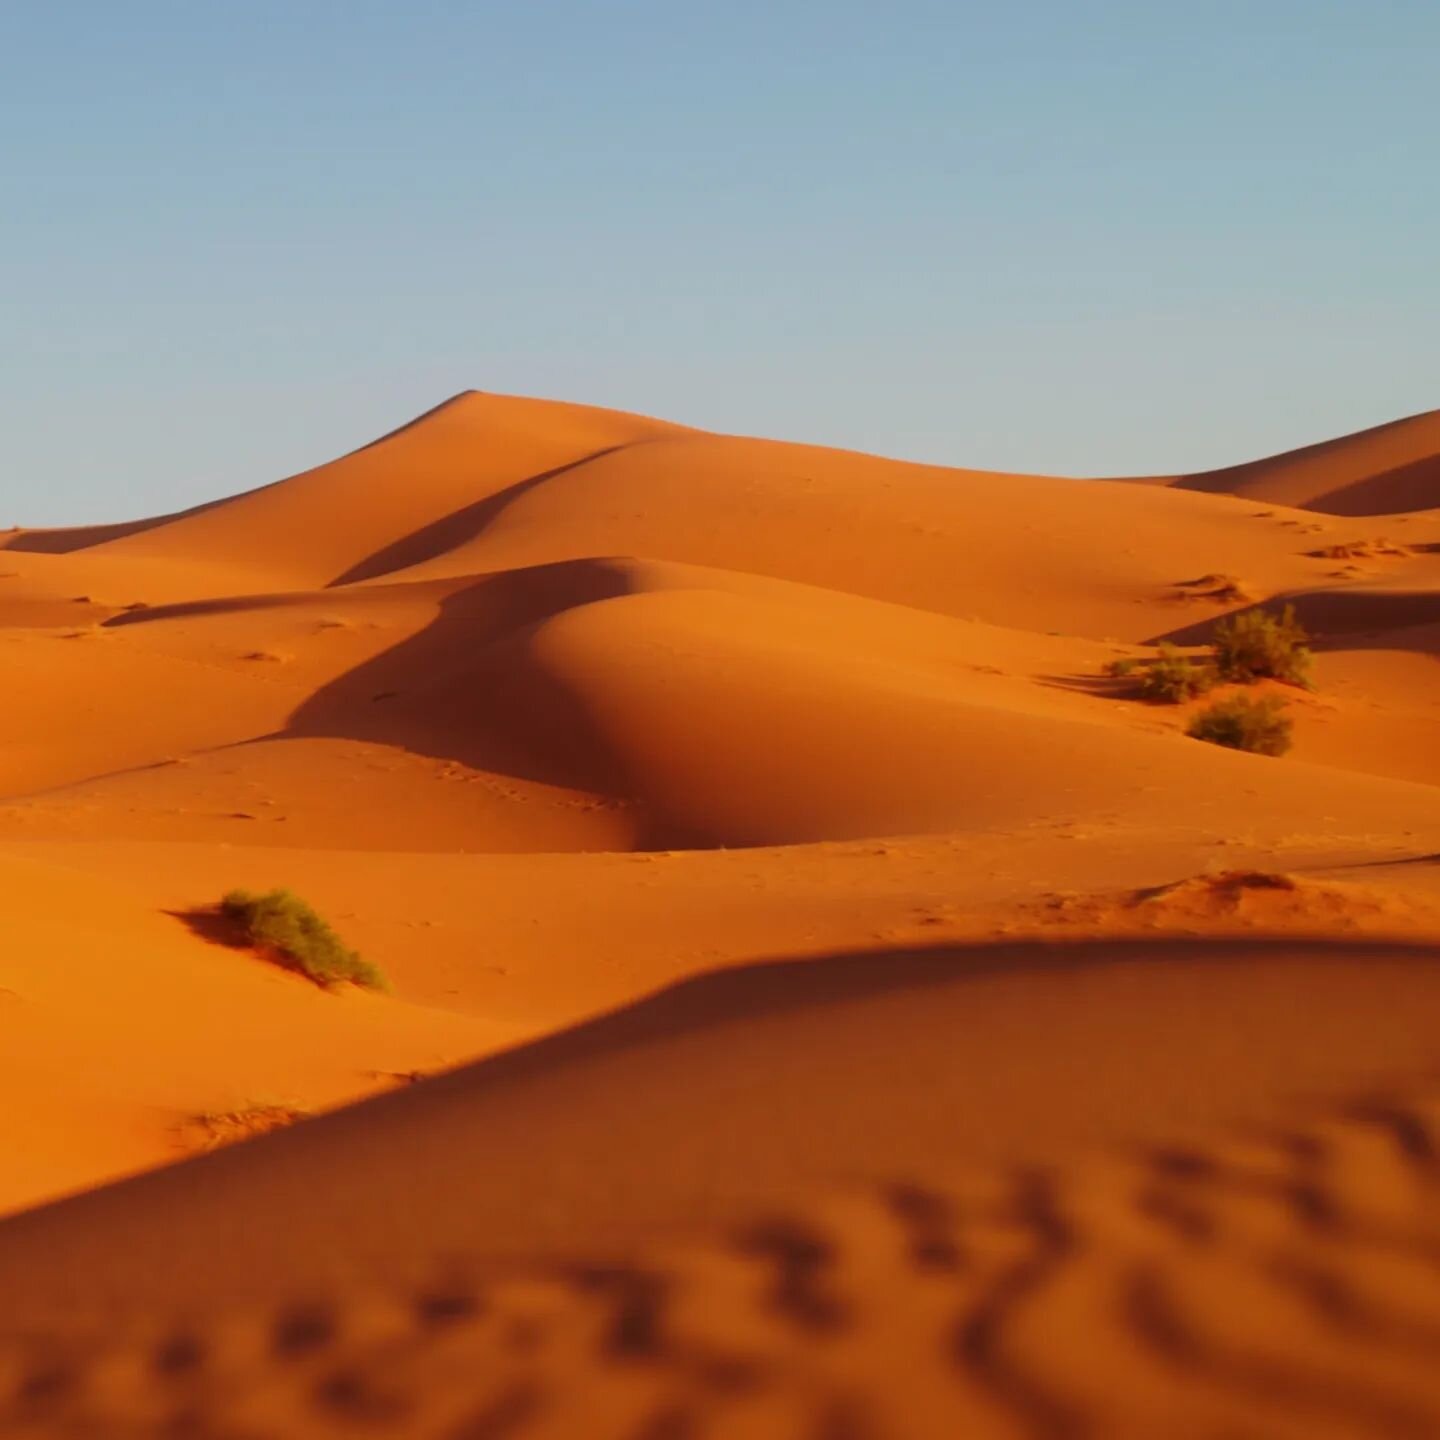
[0, 389, 1437, 1435]
[4, 937, 1440, 1436]
[2, 549, 1438, 851]
[1149, 406, 1440, 515]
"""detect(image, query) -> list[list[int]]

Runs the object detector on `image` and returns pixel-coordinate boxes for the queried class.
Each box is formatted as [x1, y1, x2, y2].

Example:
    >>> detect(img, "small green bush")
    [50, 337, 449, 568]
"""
[1136, 644, 1215, 702]
[1211, 604, 1312, 688]
[1186, 693, 1293, 756]
[1106, 646, 1213, 701]
[220, 889, 387, 991]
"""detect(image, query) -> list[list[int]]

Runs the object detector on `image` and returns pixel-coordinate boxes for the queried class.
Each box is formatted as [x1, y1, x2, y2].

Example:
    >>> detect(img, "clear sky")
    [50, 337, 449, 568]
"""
[2, 1, 1436, 525]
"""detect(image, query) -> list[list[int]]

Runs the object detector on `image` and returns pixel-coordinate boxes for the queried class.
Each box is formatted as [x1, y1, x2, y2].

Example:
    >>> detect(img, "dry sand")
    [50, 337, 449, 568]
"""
[0, 392, 1437, 1436]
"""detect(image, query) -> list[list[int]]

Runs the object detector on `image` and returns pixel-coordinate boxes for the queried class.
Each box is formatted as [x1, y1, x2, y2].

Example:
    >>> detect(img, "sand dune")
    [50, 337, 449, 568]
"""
[1, 554, 1436, 850]
[1, 390, 1438, 1434]
[4, 938, 1440, 1438]
[8, 933, 1440, 1305]
[23, 391, 1433, 632]
[1149, 406, 1440, 515]
[33, 392, 686, 587]
[0, 847, 504, 1214]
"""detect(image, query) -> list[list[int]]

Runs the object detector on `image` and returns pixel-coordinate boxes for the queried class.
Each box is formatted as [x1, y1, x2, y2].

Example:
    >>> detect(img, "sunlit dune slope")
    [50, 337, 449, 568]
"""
[12, 956, 1440, 1439]
[3, 555, 1437, 851]
[452, 578, 1437, 848]
[346, 428, 1335, 634]
[0, 386, 1435, 1260]
[2, 392, 689, 587]
[0, 849, 503, 1216]
[1149, 406, 1440, 514]
[2, 936, 1438, 1321]
[13, 390, 1425, 635]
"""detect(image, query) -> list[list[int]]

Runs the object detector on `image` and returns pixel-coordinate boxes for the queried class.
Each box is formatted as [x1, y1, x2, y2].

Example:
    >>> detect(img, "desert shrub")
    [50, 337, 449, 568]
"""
[1106, 646, 1213, 701]
[1185, 694, 1292, 756]
[1136, 644, 1215, 702]
[1211, 604, 1312, 687]
[220, 888, 386, 990]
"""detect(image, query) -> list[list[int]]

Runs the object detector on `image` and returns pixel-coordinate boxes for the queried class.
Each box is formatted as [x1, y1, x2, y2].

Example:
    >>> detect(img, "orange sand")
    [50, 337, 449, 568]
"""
[0, 393, 1438, 1436]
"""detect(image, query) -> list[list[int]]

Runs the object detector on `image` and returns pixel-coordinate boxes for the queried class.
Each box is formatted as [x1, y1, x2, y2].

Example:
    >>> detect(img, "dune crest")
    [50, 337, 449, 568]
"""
[1, 391, 1438, 1434]
[1145, 406, 1440, 515]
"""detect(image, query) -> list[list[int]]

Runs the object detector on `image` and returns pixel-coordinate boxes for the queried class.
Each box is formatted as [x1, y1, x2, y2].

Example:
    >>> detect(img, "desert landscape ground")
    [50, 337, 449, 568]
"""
[1, 391, 1438, 1437]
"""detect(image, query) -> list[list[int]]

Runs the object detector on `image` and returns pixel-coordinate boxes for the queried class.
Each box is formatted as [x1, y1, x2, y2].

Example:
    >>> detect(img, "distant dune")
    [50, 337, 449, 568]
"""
[0, 392, 1437, 1435]
[1135, 406, 1440, 515]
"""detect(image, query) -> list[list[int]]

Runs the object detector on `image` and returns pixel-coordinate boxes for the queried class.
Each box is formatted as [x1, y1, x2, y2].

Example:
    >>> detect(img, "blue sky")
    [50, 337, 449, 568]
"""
[2, 1, 1436, 524]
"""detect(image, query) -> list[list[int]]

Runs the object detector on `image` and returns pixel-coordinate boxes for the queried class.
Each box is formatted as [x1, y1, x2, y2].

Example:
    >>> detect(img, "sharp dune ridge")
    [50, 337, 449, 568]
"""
[1, 391, 1438, 1436]
[1144, 404, 1440, 514]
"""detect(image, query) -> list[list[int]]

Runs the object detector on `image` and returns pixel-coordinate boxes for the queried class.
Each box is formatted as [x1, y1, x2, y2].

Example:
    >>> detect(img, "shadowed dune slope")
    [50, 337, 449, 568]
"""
[1, 936, 1438, 1322]
[2, 394, 1440, 1435]
[56, 392, 690, 588]
[425, 578, 1438, 848]
[9, 390, 1406, 634]
[8, 555, 1436, 851]
[1154, 406, 1440, 514]
[346, 427, 1374, 635]
[1153, 584, 1440, 651]
[13, 1067, 1440, 1439]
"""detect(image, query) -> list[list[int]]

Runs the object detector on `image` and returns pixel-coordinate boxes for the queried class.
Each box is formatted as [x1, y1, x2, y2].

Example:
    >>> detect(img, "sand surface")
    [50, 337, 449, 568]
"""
[1, 392, 1437, 1435]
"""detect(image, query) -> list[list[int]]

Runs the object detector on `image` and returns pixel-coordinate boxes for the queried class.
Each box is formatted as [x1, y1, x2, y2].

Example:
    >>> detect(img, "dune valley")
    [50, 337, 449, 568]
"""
[0, 392, 1438, 1437]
